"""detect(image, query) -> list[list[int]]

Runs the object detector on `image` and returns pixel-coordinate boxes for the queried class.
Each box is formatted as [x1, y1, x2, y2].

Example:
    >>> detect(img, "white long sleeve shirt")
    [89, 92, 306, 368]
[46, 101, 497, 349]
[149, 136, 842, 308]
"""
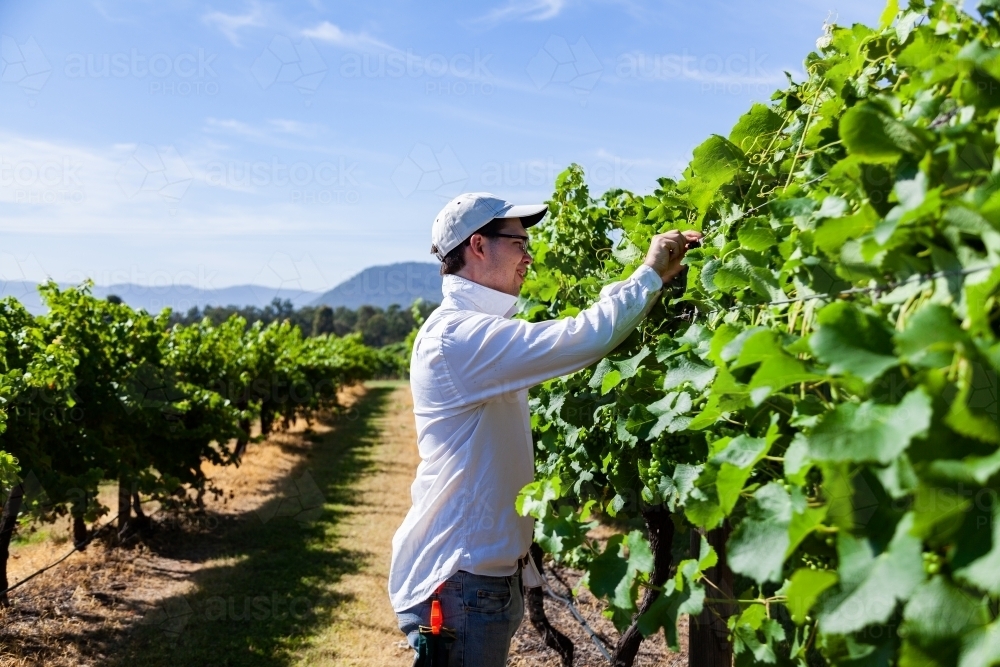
[388, 264, 664, 612]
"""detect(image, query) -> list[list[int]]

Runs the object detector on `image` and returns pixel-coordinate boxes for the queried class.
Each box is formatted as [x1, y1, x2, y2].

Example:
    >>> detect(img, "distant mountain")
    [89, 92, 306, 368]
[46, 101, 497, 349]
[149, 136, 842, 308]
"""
[0, 281, 319, 316]
[0, 261, 443, 315]
[311, 262, 442, 310]
[0, 281, 46, 314]
[93, 283, 320, 313]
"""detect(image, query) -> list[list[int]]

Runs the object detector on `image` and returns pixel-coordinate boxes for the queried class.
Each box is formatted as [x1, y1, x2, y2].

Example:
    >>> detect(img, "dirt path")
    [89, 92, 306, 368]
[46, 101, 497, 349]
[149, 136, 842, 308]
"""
[293, 382, 418, 666]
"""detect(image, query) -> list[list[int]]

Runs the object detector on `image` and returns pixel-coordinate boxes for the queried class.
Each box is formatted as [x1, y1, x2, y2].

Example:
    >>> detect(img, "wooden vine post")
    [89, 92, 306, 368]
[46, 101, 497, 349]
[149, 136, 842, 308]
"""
[689, 526, 735, 667]
[0, 483, 25, 606]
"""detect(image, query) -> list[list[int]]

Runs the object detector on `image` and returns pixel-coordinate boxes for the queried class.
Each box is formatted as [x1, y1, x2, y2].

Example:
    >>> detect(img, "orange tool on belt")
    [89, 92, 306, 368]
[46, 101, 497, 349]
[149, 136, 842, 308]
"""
[429, 597, 443, 634]
[416, 583, 455, 665]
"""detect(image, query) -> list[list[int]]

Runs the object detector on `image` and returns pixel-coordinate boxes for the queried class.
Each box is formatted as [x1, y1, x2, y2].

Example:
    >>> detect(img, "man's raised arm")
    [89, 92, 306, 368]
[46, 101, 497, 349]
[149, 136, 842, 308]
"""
[436, 230, 702, 404]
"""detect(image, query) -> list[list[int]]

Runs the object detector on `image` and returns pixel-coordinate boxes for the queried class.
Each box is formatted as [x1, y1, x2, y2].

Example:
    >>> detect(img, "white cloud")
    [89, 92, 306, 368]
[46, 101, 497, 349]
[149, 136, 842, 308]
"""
[198, 118, 395, 167]
[202, 118, 325, 143]
[202, 3, 267, 46]
[203, 117, 261, 138]
[301, 21, 394, 51]
[475, 0, 568, 25]
[267, 119, 323, 137]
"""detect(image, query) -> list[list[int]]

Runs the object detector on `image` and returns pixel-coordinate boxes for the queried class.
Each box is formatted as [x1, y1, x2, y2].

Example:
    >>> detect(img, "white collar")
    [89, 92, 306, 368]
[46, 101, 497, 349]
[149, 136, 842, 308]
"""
[441, 274, 519, 318]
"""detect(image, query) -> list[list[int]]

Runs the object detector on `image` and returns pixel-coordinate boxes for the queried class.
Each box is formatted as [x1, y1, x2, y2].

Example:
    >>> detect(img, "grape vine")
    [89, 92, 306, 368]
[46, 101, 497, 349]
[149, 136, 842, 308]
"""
[0, 281, 389, 604]
[518, 2, 1000, 665]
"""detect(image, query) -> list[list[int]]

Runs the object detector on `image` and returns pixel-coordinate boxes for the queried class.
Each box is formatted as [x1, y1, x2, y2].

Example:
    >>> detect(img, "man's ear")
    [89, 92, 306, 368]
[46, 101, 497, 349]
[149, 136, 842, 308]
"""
[467, 233, 488, 260]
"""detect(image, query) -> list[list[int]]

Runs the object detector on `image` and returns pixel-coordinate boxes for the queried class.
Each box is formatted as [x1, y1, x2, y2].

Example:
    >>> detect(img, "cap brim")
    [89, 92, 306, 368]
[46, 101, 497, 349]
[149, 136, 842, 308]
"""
[497, 203, 547, 228]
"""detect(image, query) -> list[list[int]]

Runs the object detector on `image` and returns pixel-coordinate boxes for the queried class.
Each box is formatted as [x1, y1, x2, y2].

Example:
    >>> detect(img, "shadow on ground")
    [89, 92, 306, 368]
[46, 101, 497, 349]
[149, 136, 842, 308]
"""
[100, 385, 396, 667]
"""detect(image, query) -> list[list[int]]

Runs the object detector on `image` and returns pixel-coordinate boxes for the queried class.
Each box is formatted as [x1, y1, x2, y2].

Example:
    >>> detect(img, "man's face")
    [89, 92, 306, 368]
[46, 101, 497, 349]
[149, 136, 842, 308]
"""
[481, 218, 532, 296]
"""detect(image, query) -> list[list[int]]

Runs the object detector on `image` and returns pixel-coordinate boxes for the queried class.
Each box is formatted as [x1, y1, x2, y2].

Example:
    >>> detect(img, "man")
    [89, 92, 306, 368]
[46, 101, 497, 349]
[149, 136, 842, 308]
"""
[390, 192, 701, 665]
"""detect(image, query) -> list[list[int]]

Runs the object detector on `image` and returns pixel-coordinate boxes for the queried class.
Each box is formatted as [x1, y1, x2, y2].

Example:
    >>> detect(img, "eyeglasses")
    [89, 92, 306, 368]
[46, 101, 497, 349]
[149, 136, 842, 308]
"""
[482, 232, 530, 255]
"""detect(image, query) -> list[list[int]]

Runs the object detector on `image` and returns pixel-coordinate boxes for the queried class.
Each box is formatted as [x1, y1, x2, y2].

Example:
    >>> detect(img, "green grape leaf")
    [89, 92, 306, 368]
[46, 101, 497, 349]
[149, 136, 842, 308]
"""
[911, 485, 972, 541]
[664, 358, 717, 392]
[840, 102, 924, 163]
[783, 433, 811, 484]
[945, 361, 1000, 445]
[729, 103, 785, 154]
[786, 568, 838, 624]
[959, 621, 1000, 667]
[515, 475, 563, 518]
[590, 346, 651, 395]
[902, 576, 990, 645]
[810, 301, 898, 382]
[585, 530, 656, 627]
[601, 368, 623, 395]
[647, 391, 694, 438]
[769, 198, 818, 218]
[688, 135, 747, 215]
[879, 0, 898, 29]
[955, 511, 1000, 595]
[701, 258, 722, 293]
[666, 463, 701, 512]
[807, 388, 931, 464]
[713, 434, 770, 515]
[818, 514, 924, 634]
[787, 497, 828, 557]
[692, 135, 745, 185]
[895, 304, 968, 368]
[684, 465, 725, 530]
[738, 221, 778, 253]
[732, 604, 787, 664]
[587, 534, 630, 608]
[814, 205, 879, 255]
[714, 254, 783, 300]
[636, 562, 706, 649]
[728, 482, 792, 583]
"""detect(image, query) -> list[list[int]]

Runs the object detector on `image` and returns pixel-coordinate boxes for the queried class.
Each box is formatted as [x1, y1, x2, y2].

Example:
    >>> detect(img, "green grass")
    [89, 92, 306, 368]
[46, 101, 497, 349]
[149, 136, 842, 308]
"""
[11, 524, 64, 547]
[108, 386, 394, 667]
[364, 379, 408, 388]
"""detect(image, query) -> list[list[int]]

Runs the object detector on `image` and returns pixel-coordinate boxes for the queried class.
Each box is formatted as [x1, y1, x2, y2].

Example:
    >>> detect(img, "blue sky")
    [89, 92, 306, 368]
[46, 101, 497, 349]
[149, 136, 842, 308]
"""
[1, 0, 882, 294]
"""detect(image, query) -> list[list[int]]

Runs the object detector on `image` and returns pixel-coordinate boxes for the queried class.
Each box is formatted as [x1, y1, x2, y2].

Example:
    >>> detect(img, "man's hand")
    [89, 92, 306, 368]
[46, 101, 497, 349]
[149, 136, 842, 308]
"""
[644, 230, 704, 284]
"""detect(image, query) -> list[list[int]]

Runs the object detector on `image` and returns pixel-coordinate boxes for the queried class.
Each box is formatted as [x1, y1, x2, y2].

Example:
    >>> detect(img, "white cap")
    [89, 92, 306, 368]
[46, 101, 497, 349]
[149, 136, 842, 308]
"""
[430, 192, 547, 260]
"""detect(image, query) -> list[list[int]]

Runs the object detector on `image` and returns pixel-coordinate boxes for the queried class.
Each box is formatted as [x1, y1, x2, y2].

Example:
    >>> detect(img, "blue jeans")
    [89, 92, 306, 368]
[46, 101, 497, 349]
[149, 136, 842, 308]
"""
[396, 568, 524, 667]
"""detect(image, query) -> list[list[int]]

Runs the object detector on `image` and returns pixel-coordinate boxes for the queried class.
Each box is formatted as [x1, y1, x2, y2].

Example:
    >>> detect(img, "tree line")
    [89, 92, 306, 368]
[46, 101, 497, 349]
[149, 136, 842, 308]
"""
[168, 299, 438, 349]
